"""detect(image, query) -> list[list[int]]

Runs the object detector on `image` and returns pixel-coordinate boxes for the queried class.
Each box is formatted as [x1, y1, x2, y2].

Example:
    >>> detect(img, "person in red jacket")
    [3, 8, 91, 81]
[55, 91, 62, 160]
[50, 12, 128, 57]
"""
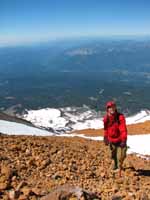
[103, 101, 127, 171]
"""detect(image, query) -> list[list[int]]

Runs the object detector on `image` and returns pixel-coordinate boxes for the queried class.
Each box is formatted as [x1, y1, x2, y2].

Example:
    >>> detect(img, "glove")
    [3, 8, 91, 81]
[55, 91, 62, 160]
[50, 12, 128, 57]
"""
[104, 136, 109, 145]
[120, 141, 126, 148]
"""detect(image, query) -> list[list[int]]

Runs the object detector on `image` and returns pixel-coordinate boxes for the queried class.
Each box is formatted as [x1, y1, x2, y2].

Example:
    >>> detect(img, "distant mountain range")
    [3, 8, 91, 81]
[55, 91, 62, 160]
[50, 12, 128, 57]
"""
[1, 39, 150, 77]
[0, 38, 150, 113]
[52, 40, 150, 73]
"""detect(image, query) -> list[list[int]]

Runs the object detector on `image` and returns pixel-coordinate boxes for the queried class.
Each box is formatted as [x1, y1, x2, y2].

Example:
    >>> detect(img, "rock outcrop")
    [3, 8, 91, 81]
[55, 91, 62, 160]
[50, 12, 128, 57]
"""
[41, 185, 100, 200]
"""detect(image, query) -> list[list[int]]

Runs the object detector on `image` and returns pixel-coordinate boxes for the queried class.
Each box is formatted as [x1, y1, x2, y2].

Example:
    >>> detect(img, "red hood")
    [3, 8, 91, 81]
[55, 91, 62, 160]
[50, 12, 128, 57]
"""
[106, 101, 116, 110]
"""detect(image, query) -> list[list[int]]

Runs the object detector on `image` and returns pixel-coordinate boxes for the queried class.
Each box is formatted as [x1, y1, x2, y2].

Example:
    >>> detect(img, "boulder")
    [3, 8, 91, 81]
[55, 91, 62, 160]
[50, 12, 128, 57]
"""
[41, 185, 100, 200]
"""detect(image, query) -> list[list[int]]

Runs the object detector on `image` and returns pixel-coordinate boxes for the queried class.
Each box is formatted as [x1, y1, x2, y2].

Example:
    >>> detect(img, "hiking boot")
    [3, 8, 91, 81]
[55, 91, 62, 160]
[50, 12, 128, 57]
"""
[113, 161, 118, 170]
[113, 165, 118, 170]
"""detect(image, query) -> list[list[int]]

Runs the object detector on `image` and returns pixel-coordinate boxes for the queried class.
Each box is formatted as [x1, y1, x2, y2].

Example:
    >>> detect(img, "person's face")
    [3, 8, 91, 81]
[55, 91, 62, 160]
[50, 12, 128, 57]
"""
[107, 106, 116, 115]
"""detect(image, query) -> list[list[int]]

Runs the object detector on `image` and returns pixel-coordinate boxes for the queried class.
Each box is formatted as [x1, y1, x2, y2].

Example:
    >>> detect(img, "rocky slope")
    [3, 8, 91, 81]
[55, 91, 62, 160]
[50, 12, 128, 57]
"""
[0, 134, 150, 200]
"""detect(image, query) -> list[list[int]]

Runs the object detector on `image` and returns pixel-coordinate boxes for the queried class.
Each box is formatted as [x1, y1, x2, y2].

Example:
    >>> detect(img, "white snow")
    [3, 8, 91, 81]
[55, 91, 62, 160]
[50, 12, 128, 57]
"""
[24, 108, 68, 130]
[127, 134, 150, 156]
[73, 110, 150, 130]
[71, 119, 103, 130]
[23, 108, 150, 132]
[126, 110, 150, 124]
[23, 106, 102, 132]
[0, 120, 53, 136]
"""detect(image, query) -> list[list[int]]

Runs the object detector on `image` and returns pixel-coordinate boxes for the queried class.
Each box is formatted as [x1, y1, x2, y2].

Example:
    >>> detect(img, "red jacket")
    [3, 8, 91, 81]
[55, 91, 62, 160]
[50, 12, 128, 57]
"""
[103, 112, 127, 143]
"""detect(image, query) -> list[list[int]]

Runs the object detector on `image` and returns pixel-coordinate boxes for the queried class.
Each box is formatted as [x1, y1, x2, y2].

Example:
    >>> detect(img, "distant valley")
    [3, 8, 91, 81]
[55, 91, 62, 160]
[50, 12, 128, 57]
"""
[0, 38, 150, 115]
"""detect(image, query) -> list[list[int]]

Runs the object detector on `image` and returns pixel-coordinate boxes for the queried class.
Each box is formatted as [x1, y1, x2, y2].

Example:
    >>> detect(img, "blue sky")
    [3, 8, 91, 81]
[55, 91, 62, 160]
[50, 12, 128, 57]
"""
[1, 0, 150, 45]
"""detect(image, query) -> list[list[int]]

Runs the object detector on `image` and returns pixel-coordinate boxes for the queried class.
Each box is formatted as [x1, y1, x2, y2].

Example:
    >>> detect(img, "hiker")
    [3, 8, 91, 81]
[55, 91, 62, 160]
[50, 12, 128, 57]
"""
[103, 101, 127, 171]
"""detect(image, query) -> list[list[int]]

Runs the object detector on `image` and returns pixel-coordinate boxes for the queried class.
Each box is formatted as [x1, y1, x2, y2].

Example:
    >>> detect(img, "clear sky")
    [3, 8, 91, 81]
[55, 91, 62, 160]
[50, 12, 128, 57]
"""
[1, 0, 150, 46]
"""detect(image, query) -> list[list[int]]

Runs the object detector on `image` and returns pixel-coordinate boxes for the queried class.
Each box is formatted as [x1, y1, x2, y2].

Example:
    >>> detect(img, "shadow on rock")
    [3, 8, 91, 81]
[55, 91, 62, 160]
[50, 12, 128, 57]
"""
[136, 169, 150, 177]
[41, 184, 100, 200]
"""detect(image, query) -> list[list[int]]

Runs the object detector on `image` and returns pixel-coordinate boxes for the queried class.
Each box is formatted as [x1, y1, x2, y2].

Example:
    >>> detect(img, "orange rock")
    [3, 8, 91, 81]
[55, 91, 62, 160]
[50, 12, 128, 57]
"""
[0, 135, 150, 200]
[0, 181, 9, 190]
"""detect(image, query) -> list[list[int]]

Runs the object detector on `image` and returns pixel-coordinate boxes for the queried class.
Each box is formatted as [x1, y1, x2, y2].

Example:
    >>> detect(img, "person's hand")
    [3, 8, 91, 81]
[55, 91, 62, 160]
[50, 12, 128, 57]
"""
[104, 136, 109, 145]
[120, 141, 126, 148]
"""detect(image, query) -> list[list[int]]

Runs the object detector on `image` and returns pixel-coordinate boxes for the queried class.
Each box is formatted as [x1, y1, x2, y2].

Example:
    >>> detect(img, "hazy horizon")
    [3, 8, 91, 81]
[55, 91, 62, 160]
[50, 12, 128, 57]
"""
[1, 0, 150, 46]
[1, 34, 150, 48]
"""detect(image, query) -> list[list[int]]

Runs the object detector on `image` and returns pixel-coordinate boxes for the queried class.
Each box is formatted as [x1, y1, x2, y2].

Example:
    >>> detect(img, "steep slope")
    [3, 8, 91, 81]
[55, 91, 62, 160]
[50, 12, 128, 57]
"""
[0, 135, 150, 199]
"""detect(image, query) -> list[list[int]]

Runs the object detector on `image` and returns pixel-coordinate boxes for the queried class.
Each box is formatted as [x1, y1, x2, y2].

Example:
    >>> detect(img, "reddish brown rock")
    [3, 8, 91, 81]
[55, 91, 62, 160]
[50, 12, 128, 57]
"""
[0, 181, 9, 190]
[0, 134, 150, 199]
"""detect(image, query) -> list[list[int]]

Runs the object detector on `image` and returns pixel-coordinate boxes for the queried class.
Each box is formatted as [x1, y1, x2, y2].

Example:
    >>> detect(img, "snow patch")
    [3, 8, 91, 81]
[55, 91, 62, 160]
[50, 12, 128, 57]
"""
[23, 107, 150, 133]
[23, 106, 102, 132]
[127, 134, 150, 156]
[126, 110, 150, 124]
[24, 108, 68, 131]
[0, 120, 53, 136]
